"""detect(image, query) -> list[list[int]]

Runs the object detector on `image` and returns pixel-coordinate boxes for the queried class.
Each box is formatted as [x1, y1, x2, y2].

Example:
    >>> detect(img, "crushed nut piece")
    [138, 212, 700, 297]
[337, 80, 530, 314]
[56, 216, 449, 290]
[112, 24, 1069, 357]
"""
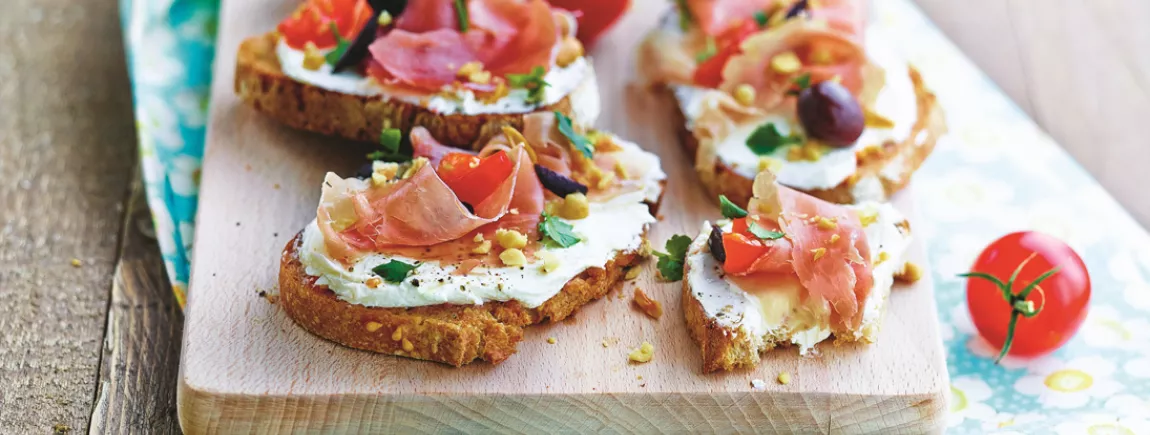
[899, 262, 924, 283]
[457, 61, 483, 78]
[365, 322, 383, 332]
[547, 337, 557, 344]
[876, 251, 890, 265]
[70, 258, 82, 268]
[560, 193, 590, 220]
[596, 172, 616, 190]
[858, 207, 879, 226]
[829, 234, 840, 244]
[538, 251, 560, 273]
[632, 289, 663, 320]
[628, 341, 655, 363]
[614, 160, 630, 179]
[473, 233, 485, 243]
[556, 37, 585, 67]
[401, 338, 414, 352]
[811, 247, 827, 261]
[816, 216, 837, 230]
[810, 48, 833, 65]
[377, 10, 393, 26]
[472, 240, 493, 255]
[734, 84, 756, 106]
[864, 108, 896, 128]
[777, 371, 792, 385]
[758, 156, 783, 173]
[480, 81, 510, 104]
[499, 248, 527, 266]
[494, 228, 528, 249]
[302, 42, 325, 70]
[365, 277, 383, 288]
[770, 51, 802, 74]
[624, 266, 642, 280]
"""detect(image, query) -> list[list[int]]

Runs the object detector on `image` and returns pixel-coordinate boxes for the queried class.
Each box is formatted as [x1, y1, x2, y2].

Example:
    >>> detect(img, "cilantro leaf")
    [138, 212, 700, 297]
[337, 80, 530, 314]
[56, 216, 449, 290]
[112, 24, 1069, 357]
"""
[747, 222, 785, 240]
[786, 73, 813, 96]
[453, 0, 469, 32]
[324, 23, 352, 66]
[753, 10, 770, 27]
[507, 66, 550, 104]
[366, 128, 411, 162]
[554, 111, 594, 159]
[654, 234, 692, 282]
[718, 195, 748, 219]
[372, 260, 418, 283]
[695, 37, 717, 63]
[539, 212, 581, 248]
[746, 122, 803, 155]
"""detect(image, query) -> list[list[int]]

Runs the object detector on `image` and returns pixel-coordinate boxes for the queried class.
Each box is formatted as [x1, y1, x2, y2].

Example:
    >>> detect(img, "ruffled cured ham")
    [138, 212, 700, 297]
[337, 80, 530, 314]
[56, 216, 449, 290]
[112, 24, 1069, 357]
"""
[730, 171, 875, 330]
[684, 0, 776, 36]
[368, 0, 559, 91]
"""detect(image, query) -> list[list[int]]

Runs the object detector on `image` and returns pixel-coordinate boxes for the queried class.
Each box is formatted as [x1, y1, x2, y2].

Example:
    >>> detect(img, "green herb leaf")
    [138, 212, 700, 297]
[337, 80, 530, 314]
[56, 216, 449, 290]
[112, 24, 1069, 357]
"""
[748, 222, 785, 240]
[753, 10, 770, 27]
[554, 111, 594, 159]
[695, 37, 717, 63]
[379, 128, 402, 153]
[675, 0, 692, 31]
[539, 213, 581, 248]
[453, 0, 470, 32]
[786, 73, 813, 96]
[507, 66, 550, 104]
[718, 195, 748, 219]
[654, 234, 692, 281]
[372, 259, 418, 283]
[325, 23, 352, 66]
[746, 122, 803, 155]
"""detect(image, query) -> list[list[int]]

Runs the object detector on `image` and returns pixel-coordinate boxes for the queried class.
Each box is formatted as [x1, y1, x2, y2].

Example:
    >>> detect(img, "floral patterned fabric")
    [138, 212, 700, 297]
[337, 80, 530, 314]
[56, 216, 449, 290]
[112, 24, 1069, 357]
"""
[121, 0, 1150, 431]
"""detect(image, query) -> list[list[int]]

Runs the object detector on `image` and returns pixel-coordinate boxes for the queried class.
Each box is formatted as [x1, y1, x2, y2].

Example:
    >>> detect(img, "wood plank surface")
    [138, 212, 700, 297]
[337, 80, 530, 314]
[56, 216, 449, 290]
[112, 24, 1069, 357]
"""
[177, 0, 947, 432]
[0, 0, 139, 432]
[914, 0, 1150, 226]
[88, 177, 184, 434]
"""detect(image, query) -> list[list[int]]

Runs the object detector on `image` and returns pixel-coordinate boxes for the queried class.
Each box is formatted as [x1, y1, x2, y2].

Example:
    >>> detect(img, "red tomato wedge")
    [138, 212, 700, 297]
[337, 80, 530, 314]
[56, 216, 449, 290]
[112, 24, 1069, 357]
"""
[438, 151, 516, 207]
[693, 19, 760, 87]
[546, 0, 630, 47]
[963, 231, 1091, 361]
[278, 0, 374, 50]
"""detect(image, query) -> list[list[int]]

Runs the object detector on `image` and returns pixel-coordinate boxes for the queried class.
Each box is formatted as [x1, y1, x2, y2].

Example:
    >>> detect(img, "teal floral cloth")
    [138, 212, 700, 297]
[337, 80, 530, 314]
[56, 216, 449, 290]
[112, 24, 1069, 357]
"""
[121, 0, 1150, 431]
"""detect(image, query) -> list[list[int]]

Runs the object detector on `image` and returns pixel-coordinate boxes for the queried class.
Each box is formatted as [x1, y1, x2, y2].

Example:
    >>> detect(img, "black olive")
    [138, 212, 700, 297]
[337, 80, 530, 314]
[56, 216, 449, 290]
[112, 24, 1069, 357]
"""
[353, 162, 374, 179]
[708, 225, 726, 263]
[535, 164, 589, 197]
[784, 0, 809, 19]
[797, 81, 865, 147]
[332, 0, 408, 73]
[462, 202, 475, 214]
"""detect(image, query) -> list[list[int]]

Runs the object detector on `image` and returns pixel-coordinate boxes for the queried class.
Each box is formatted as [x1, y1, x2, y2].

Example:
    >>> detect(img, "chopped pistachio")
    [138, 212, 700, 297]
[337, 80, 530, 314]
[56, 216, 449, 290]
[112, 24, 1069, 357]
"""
[472, 240, 493, 255]
[816, 216, 837, 230]
[494, 228, 528, 249]
[560, 193, 590, 220]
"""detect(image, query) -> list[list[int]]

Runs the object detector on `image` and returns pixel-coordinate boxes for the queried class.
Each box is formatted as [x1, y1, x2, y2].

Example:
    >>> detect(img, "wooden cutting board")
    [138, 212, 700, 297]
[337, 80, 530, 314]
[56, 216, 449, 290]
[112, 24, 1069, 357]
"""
[178, 0, 949, 432]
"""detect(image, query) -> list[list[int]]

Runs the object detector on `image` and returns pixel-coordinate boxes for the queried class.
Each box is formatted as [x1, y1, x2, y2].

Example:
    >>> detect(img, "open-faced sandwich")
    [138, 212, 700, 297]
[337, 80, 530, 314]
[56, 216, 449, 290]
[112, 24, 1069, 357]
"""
[280, 113, 665, 366]
[680, 171, 917, 372]
[640, 0, 946, 205]
[237, 0, 599, 149]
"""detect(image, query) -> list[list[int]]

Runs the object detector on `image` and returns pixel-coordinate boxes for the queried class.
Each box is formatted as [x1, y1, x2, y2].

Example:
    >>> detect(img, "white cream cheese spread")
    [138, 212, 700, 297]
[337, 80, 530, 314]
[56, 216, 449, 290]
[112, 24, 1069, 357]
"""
[276, 40, 599, 122]
[299, 139, 665, 309]
[684, 202, 911, 355]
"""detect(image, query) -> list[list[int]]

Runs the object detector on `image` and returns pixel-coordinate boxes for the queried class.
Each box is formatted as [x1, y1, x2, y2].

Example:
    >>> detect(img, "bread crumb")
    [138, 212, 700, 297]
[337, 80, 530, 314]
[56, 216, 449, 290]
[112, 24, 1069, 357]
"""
[547, 337, 557, 344]
[628, 341, 654, 363]
[632, 289, 663, 320]
[70, 258, 81, 268]
[777, 371, 792, 385]
[750, 379, 767, 391]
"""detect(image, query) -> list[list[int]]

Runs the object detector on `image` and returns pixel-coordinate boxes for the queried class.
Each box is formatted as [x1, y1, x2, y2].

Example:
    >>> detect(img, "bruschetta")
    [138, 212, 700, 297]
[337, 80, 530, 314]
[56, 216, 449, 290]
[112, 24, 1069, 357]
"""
[680, 171, 917, 372]
[237, 0, 600, 150]
[640, 0, 945, 205]
[279, 112, 666, 366]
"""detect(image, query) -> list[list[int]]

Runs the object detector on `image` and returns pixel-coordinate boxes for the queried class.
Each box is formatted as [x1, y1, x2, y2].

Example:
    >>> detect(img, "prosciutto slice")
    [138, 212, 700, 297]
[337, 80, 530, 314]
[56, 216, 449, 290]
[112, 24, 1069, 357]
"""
[743, 171, 874, 331]
[411, 126, 468, 167]
[685, 0, 776, 36]
[368, 0, 559, 91]
[316, 145, 542, 262]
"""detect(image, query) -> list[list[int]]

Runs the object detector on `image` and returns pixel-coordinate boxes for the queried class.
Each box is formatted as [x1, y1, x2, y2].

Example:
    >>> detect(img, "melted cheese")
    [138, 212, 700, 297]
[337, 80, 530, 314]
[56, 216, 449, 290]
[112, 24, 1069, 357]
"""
[275, 40, 599, 122]
[671, 29, 918, 192]
[684, 202, 911, 355]
[298, 139, 664, 309]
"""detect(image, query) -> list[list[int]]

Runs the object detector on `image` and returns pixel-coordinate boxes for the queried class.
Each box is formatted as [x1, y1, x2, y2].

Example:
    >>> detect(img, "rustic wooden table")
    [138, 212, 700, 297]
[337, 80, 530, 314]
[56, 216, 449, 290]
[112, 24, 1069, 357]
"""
[1, 0, 1147, 433]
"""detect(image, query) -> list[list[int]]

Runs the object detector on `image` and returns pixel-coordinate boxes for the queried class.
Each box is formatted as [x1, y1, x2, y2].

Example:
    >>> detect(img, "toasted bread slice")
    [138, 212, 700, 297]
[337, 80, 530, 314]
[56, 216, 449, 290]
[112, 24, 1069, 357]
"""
[669, 67, 946, 206]
[235, 32, 598, 150]
[681, 205, 915, 373]
[280, 233, 643, 366]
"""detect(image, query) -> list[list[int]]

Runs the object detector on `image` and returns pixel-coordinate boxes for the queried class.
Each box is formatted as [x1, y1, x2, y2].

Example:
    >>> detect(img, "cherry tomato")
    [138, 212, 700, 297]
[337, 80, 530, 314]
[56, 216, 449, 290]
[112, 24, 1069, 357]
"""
[720, 218, 769, 274]
[278, 0, 374, 50]
[437, 151, 514, 207]
[692, 19, 761, 88]
[964, 231, 1091, 360]
[546, 0, 630, 47]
